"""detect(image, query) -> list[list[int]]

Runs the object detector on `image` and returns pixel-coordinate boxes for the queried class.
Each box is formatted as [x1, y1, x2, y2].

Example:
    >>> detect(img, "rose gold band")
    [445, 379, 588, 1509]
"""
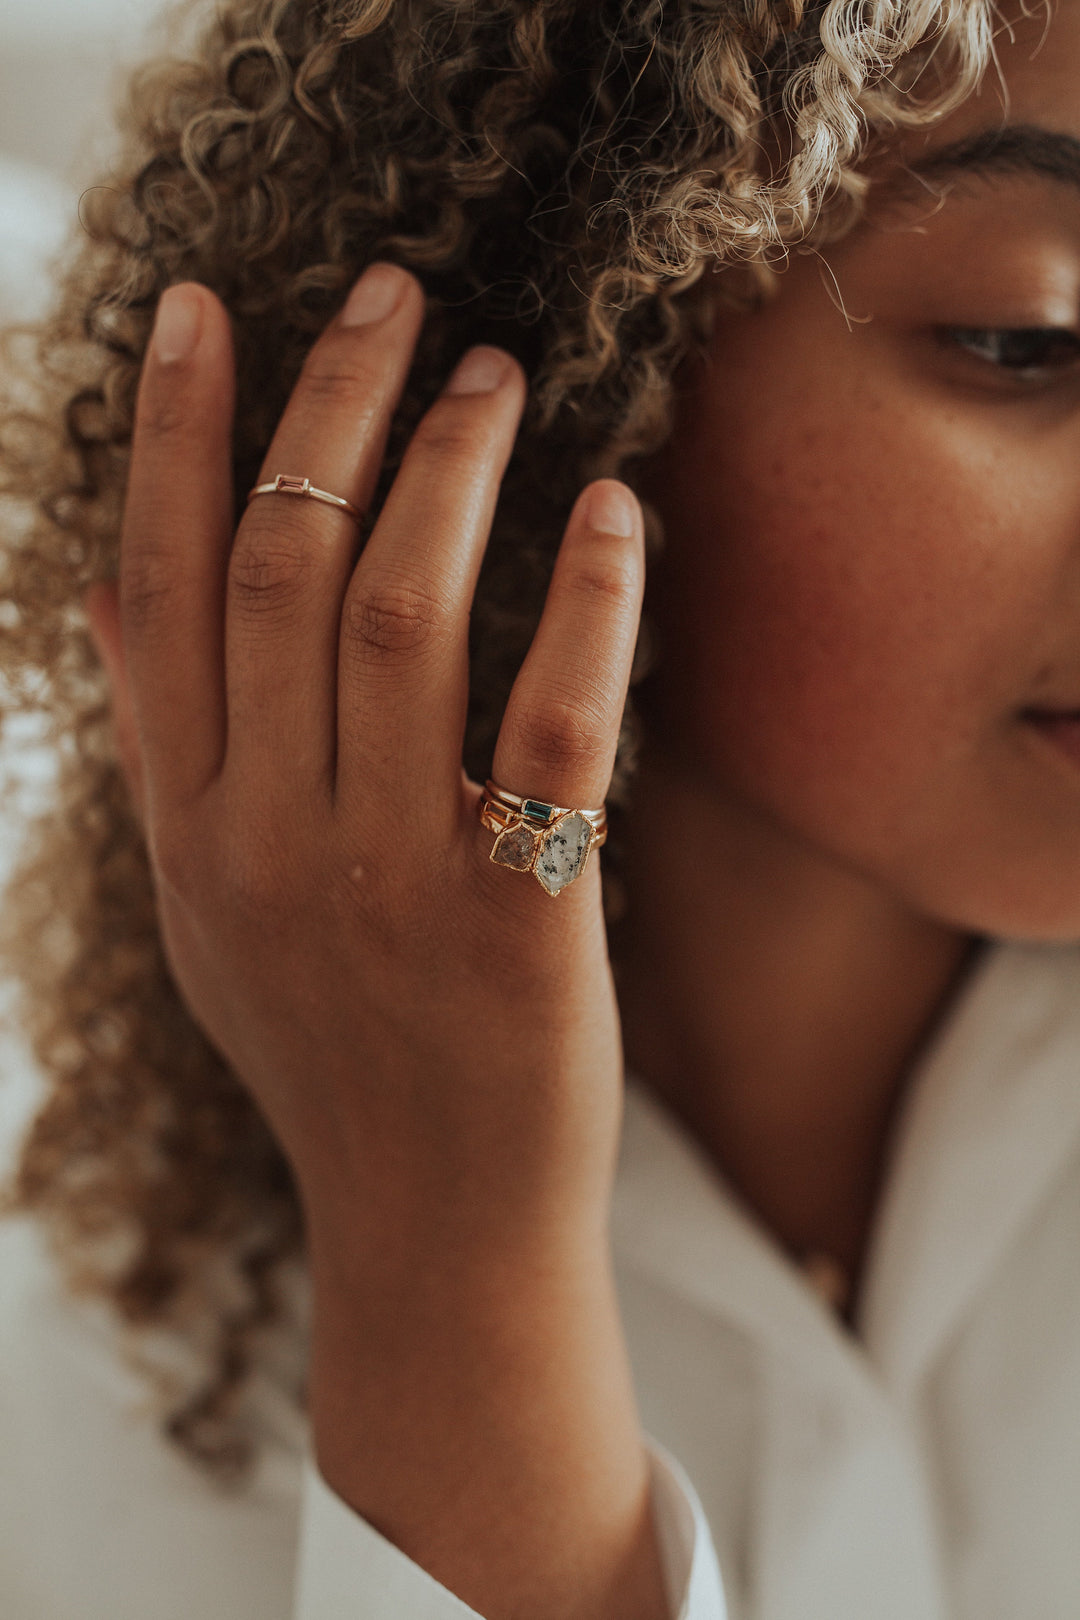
[246, 473, 362, 522]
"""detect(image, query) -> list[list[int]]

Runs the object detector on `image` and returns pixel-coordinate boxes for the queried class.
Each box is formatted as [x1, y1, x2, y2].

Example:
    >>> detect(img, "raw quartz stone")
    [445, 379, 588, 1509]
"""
[491, 820, 539, 871]
[534, 810, 593, 895]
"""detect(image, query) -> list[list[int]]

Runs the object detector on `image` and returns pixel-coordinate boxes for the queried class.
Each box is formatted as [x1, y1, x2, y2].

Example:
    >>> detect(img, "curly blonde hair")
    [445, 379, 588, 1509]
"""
[0, 0, 995, 1481]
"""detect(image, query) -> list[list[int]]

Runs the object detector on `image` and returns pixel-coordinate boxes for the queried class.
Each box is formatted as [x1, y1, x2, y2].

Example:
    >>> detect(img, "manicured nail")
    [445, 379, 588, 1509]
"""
[445, 346, 511, 395]
[584, 481, 637, 538]
[152, 285, 203, 365]
[341, 262, 409, 326]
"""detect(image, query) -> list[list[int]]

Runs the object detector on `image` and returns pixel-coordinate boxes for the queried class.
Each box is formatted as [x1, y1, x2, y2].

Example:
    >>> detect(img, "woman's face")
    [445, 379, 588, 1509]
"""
[644, 0, 1080, 939]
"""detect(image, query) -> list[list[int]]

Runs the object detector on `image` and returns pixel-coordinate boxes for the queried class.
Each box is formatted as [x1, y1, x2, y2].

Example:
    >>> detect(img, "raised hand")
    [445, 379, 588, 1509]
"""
[83, 263, 667, 1620]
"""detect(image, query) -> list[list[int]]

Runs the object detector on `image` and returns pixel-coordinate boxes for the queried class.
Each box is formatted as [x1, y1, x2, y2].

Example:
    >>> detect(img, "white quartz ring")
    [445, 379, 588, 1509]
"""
[478, 779, 607, 897]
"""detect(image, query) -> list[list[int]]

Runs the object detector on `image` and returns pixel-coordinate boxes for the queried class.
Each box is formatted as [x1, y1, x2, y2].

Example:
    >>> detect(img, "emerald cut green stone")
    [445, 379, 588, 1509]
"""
[522, 799, 556, 822]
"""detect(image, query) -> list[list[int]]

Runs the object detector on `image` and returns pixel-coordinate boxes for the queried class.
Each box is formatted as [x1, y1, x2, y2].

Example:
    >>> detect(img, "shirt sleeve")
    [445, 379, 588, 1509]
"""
[292, 1431, 727, 1620]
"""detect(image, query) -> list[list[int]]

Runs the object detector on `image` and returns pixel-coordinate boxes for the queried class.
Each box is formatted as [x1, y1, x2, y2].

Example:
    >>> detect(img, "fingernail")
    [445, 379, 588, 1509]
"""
[445, 346, 511, 395]
[341, 262, 409, 326]
[152, 285, 203, 365]
[584, 481, 637, 538]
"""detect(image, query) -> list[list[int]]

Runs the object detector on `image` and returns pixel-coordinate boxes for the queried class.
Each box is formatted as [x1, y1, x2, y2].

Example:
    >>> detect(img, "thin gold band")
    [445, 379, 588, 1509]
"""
[479, 802, 609, 845]
[479, 782, 607, 844]
[246, 473, 362, 522]
[481, 780, 606, 825]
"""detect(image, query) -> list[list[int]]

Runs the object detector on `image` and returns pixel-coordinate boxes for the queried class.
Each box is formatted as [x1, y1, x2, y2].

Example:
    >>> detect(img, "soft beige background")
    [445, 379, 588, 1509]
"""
[0, 0, 174, 323]
[1, 1, 178, 1153]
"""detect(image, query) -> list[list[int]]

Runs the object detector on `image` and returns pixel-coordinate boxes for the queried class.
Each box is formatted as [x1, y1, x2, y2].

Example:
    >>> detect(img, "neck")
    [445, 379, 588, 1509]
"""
[612, 746, 977, 1312]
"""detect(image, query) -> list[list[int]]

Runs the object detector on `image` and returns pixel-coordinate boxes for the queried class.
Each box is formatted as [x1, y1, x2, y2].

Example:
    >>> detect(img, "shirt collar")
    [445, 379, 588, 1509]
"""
[613, 940, 1080, 1403]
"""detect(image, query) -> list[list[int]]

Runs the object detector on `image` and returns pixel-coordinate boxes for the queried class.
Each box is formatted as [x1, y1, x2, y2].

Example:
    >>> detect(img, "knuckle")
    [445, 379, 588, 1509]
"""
[122, 549, 175, 631]
[229, 526, 317, 618]
[300, 352, 384, 415]
[341, 578, 445, 664]
[149, 794, 303, 925]
[328, 847, 457, 979]
[220, 830, 295, 916]
[139, 387, 194, 445]
[565, 545, 640, 611]
[411, 407, 490, 476]
[508, 698, 609, 775]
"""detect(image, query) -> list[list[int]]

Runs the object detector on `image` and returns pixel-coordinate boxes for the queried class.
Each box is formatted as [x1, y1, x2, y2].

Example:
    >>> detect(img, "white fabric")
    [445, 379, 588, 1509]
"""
[294, 1432, 720, 1620]
[2, 938, 1080, 1618]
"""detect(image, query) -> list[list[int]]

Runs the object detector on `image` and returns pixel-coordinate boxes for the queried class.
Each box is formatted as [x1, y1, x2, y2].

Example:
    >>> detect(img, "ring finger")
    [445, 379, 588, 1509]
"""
[482, 480, 644, 903]
[222, 261, 424, 798]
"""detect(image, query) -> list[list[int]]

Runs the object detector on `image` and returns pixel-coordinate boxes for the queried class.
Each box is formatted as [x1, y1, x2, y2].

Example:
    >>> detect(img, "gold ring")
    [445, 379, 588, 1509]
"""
[246, 473, 362, 522]
[479, 778, 607, 897]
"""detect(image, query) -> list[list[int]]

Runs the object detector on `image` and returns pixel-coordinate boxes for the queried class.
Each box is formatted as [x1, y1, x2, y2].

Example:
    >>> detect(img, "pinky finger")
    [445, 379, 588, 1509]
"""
[489, 480, 644, 819]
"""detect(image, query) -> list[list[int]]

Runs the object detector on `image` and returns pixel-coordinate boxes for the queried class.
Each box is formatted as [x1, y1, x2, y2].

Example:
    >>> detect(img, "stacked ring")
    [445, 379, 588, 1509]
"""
[479, 779, 607, 897]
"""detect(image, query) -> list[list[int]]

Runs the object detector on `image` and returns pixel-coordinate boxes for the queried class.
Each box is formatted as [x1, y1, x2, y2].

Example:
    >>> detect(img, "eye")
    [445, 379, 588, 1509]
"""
[946, 326, 1080, 374]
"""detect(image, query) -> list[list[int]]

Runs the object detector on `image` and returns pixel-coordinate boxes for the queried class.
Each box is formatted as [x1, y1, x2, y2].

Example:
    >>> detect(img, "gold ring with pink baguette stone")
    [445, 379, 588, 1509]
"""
[246, 472, 363, 522]
[479, 779, 607, 897]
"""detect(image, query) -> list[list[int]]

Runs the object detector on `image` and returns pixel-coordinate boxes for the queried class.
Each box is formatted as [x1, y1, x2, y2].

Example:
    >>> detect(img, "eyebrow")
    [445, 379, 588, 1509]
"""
[903, 124, 1080, 195]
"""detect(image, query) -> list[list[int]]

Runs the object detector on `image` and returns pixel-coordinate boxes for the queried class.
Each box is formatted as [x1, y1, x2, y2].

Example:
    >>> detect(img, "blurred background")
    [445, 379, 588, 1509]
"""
[1, 0, 178, 1152]
[0, 0, 174, 324]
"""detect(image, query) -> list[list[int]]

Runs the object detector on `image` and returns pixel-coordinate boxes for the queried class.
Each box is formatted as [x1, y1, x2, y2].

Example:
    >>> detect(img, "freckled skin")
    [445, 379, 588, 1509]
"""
[642, 0, 1080, 939]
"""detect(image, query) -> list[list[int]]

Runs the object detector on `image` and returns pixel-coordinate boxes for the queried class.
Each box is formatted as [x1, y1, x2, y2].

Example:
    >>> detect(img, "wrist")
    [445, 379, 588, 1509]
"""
[305, 1251, 661, 1620]
[306, 1219, 616, 1377]
[306, 1237, 635, 1497]
[298, 1148, 614, 1302]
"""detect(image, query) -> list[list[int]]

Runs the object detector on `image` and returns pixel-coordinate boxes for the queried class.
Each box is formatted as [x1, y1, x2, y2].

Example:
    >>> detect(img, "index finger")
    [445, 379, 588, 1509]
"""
[119, 283, 236, 815]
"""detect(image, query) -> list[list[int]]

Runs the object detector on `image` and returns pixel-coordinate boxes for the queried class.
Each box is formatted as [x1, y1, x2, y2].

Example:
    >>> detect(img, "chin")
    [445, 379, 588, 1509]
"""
[918, 874, 1080, 948]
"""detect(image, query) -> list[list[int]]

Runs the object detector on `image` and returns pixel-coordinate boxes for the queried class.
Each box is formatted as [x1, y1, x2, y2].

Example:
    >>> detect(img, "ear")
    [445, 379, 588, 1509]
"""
[83, 581, 147, 829]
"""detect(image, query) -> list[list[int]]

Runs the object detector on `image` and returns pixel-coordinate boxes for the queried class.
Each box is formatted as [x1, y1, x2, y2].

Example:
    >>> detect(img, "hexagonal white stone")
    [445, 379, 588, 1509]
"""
[533, 811, 593, 895]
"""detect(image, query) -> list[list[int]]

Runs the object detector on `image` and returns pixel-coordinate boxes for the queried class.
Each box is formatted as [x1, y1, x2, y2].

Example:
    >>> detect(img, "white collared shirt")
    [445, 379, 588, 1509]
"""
[2, 938, 1080, 1619]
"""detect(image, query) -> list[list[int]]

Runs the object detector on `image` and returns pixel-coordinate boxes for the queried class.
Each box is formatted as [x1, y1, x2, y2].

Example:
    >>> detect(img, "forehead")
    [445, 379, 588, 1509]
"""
[900, 0, 1080, 161]
[848, 0, 1080, 232]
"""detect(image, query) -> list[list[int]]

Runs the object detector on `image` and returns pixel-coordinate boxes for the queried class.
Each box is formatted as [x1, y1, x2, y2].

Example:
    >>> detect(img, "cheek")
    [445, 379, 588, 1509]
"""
[668, 406, 1036, 861]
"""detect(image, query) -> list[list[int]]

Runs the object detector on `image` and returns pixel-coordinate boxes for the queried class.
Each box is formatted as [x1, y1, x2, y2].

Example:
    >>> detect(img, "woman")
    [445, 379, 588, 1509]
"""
[1, 0, 1077, 1614]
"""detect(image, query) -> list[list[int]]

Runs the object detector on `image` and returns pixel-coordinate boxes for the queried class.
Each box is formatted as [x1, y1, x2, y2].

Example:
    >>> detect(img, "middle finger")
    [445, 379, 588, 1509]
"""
[333, 341, 527, 840]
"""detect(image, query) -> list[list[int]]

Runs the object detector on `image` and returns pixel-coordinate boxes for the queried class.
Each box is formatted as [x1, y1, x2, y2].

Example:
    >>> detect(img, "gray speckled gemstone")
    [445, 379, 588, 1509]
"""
[533, 811, 593, 895]
[491, 821, 539, 871]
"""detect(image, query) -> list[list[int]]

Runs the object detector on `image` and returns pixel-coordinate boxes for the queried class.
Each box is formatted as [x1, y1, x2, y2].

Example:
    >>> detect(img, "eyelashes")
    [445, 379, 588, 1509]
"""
[945, 326, 1080, 374]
